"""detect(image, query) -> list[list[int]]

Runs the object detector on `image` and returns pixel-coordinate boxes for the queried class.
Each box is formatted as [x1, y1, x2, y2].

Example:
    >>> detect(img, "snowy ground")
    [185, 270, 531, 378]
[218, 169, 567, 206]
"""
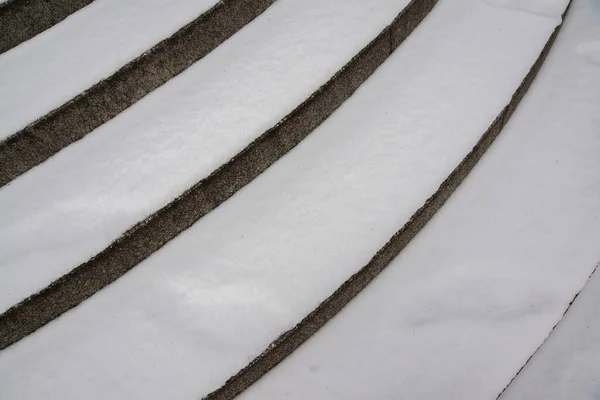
[0, 0, 218, 140]
[0, 0, 568, 398]
[0, 0, 411, 312]
[238, 1, 600, 398]
[501, 266, 600, 399]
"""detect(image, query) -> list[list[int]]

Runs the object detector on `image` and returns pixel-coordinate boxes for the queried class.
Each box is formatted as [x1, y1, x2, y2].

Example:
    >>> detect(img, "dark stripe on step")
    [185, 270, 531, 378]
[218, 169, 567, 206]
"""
[0, 0, 96, 54]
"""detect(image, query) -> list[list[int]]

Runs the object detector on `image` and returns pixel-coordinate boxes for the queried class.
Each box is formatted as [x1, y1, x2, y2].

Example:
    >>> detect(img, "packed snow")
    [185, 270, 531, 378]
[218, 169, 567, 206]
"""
[0, 0, 411, 312]
[0, 0, 565, 398]
[239, 1, 600, 399]
[0, 0, 217, 140]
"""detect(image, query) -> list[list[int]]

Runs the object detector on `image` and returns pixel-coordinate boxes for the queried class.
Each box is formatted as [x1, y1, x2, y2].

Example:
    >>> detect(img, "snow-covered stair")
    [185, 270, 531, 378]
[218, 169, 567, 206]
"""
[237, 1, 600, 399]
[0, 0, 275, 185]
[0, 0, 573, 398]
[0, 0, 217, 140]
[0, 0, 433, 346]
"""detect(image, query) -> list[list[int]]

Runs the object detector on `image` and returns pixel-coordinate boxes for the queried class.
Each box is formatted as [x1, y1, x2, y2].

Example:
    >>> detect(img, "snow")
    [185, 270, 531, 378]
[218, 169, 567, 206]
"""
[0, 0, 217, 141]
[500, 266, 600, 400]
[484, 0, 567, 18]
[237, 2, 600, 399]
[0, 0, 412, 312]
[0, 0, 564, 399]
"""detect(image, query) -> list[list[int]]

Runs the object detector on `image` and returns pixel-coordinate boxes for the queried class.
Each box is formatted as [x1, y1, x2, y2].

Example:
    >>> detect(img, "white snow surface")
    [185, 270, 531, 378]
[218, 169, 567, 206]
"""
[0, 0, 217, 140]
[484, 0, 568, 18]
[0, 0, 412, 312]
[500, 266, 600, 400]
[239, 1, 600, 399]
[0, 1, 563, 399]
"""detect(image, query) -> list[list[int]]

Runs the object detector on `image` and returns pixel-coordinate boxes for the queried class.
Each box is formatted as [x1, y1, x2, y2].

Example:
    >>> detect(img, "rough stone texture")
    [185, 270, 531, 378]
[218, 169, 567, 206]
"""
[0, 0, 277, 187]
[0, 0, 95, 54]
[390, 0, 437, 50]
[0, 0, 436, 351]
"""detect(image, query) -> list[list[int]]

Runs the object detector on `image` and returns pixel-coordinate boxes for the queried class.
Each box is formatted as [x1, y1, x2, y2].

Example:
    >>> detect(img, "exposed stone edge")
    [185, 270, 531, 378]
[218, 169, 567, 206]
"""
[0, 0, 95, 54]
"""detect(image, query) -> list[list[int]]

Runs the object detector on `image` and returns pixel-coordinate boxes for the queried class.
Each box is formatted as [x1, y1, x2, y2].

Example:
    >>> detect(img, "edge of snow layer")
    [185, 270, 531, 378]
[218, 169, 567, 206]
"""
[0, 0, 437, 349]
[0, 0, 273, 186]
[205, 4, 571, 398]
[499, 265, 600, 399]
[0, 0, 95, 54]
